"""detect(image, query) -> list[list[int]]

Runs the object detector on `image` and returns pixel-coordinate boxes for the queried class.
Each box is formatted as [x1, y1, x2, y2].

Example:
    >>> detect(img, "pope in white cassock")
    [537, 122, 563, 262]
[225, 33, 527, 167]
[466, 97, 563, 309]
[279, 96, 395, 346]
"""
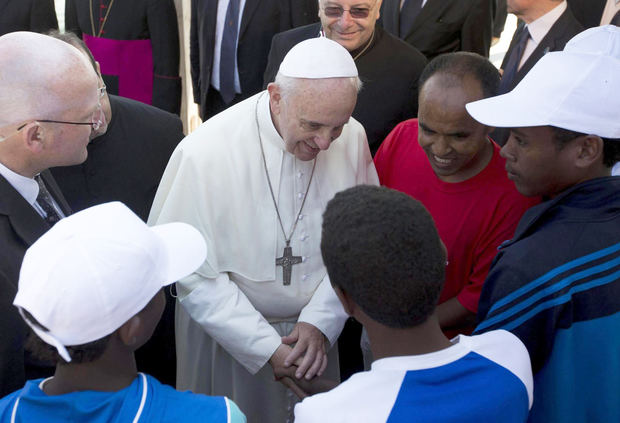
[148, 37, 379, 422]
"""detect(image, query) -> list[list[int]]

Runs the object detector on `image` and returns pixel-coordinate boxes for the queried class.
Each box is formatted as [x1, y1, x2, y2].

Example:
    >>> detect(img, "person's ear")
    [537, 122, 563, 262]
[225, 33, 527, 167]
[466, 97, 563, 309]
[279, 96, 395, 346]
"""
[574, 135, 604, 169]
[23, 123, 45, 153]
[95, 61, 102, 77]
[117, 315, 142, 347]
[375, 0, 383, 19]
[267, 83, 283, 115]
[333, 286, 356, 316]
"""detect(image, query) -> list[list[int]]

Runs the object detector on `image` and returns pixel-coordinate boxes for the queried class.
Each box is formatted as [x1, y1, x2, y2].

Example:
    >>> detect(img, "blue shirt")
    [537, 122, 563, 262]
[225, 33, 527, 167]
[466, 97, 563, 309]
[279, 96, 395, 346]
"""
[0, 373, 245, 422]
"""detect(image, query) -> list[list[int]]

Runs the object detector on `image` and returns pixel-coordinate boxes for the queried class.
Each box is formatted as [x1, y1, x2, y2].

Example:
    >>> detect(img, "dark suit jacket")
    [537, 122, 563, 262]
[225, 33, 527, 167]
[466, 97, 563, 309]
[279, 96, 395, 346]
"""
[191, 0, 316, 120]
[0, 170, 70, 396]
[0, 0, 58, 36]
[379, 0, 494, 60]
[263, 23, 428, 154]
[567, 0, 606, 28]
[492, 7, 584, 145]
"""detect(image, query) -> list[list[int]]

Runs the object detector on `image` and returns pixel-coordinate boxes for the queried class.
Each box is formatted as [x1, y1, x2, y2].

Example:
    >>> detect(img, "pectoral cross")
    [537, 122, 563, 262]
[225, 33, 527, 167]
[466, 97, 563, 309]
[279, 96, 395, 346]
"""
[276, 241, 302, 286]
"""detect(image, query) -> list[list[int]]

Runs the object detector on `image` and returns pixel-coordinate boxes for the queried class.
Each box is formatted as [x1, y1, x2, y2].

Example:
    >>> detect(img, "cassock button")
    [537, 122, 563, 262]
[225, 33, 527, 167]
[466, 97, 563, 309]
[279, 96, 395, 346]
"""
[300, 234, 308, 241]
[297, 172, 303, 179]
[298, 214, 304, 221]
[301, 256, 306, 262]
[297, 192, 304, 199]
[301, 275, 308, 281]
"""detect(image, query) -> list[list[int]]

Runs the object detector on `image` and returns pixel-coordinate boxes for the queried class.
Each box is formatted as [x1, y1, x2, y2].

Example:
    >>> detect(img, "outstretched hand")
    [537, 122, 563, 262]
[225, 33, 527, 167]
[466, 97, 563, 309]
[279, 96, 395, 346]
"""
[281, 322, 328, 380]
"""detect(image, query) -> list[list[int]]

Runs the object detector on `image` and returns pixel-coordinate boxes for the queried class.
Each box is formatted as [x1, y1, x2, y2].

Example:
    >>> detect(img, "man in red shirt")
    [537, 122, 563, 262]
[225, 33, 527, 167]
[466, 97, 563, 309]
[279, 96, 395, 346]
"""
[374, 52, 539, 336]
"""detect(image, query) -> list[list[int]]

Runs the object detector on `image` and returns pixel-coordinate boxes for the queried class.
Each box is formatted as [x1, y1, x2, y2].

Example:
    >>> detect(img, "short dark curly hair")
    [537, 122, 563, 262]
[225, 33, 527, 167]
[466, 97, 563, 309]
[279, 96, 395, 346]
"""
[321, 185, 446, 328]
[22, 309, 111, 365]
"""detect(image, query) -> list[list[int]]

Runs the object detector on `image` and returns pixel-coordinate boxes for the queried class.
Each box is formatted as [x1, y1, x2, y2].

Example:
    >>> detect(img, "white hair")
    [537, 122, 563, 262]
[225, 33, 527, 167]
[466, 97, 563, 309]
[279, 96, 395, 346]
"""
[274, 72, 363, 101]
[0, 32, 97, 127]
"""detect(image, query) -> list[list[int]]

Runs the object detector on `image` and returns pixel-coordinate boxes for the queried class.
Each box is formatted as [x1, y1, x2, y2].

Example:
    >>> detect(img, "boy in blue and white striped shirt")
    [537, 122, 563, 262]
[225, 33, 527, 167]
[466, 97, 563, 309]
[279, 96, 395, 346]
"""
[295, 186, 533, 423]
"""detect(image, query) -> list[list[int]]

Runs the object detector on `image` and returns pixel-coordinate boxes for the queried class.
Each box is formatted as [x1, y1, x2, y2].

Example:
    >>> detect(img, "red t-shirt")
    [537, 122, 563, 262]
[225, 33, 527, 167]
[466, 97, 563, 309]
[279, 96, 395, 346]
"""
[375, 119, 538, 321]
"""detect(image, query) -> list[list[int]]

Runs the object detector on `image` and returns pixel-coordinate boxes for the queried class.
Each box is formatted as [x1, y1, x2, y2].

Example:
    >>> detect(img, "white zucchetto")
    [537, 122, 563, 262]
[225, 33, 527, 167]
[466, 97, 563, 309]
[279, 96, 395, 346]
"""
[278, 37, 358, 79]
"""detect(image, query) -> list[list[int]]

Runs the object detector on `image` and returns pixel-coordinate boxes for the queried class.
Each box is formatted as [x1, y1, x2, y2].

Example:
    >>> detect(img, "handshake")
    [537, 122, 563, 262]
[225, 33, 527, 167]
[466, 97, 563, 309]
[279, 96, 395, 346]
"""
[268, 322, 339, 399]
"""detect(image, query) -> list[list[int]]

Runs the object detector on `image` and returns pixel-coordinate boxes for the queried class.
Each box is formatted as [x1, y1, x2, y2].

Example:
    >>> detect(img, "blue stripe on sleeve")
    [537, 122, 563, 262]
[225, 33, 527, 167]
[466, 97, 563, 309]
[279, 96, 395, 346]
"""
[487, 242, 620, 316]
[477, 256, 620, 331]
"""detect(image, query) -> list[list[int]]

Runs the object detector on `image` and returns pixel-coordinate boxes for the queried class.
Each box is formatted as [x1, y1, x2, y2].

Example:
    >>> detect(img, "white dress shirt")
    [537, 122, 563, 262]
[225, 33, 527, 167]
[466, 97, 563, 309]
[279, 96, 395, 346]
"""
[519, 1, 567, 69]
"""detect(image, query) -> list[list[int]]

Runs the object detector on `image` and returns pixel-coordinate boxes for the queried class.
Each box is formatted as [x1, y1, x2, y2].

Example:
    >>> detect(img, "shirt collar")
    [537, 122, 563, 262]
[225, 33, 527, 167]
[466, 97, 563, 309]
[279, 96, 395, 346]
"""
[0, 161, 39, 206]
[526, 1, 567, 44]
[370, 336, 472, 371]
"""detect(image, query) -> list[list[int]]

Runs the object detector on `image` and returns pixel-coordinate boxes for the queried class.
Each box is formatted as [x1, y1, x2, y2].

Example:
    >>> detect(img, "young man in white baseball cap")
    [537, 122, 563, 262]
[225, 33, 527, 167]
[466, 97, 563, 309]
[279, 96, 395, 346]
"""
[467, 25, 620, 422]
[0, 202, 246, 422]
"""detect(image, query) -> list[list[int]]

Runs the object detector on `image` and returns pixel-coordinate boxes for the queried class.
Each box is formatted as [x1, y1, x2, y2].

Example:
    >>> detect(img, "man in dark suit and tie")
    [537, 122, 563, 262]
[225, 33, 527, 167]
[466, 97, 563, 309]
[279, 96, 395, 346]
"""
[0, 31, 101, 396]
[190, 0, 319, 121]
[379, 0, 494, 60]
[492, 0, 582, 145]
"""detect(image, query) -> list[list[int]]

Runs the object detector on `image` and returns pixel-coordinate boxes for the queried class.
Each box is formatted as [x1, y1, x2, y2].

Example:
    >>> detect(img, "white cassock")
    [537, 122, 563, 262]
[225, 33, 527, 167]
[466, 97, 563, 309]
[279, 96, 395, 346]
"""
[148, 91, 378, 422]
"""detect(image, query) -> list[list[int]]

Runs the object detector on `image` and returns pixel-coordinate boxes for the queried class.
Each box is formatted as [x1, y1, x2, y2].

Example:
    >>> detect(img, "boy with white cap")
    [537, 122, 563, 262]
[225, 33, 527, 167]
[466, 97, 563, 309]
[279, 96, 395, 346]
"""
[0, 202, 245, 422]
[467, 25, 620, 422]
[149, 37, 378, 421]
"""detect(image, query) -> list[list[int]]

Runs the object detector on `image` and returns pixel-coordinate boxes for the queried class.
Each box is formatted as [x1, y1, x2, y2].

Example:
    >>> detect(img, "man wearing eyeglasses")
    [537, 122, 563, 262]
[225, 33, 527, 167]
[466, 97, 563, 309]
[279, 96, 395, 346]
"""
[47, 30, 185, 387]
[263, 0, 427, 155]
[0, 31, 101, 397]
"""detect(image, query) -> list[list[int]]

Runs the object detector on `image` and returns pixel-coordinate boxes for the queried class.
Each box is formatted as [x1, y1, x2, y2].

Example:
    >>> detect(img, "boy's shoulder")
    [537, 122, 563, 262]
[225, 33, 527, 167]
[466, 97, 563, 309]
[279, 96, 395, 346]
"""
[145, 375, 245, 422]
[295, 331, 532, 423]
[0, 376, 246, 423]
[295, 365, 406, 423]
[461, 330, 532, 389]
[0, 379, 44, 421]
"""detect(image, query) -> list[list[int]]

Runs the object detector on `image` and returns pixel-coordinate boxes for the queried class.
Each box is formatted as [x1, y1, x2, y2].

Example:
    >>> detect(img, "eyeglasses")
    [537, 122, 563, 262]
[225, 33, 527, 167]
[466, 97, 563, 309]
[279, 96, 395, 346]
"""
[17, 118, 102, 132]
[14, 102, 104, 133]
[17, 119, 102, 132]
[322, 6, 371, 18]
[0, 94, 104, 142]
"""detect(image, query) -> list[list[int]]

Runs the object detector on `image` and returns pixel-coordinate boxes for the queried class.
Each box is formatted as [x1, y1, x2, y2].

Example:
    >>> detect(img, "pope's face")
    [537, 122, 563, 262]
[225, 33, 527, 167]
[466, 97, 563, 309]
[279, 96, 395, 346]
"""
[319, 0, 382, 52]
[269, 78, 357, 161]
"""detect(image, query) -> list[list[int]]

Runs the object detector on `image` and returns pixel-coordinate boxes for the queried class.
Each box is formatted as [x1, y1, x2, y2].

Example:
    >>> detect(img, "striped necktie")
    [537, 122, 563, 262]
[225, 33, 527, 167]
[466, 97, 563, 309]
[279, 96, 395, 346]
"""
[35, 175, 62, 226]
[219, 0, 241, 104]
[399, 0, 423, 38]
[498, 25, 530, 94]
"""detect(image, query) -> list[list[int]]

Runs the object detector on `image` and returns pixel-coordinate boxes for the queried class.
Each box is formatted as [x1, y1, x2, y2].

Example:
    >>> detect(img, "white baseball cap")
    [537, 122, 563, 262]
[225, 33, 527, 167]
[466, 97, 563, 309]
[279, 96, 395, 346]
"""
[278, 37, 358, 79]
[14, 202, 207, 363]
[466, 25, 620, 138]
